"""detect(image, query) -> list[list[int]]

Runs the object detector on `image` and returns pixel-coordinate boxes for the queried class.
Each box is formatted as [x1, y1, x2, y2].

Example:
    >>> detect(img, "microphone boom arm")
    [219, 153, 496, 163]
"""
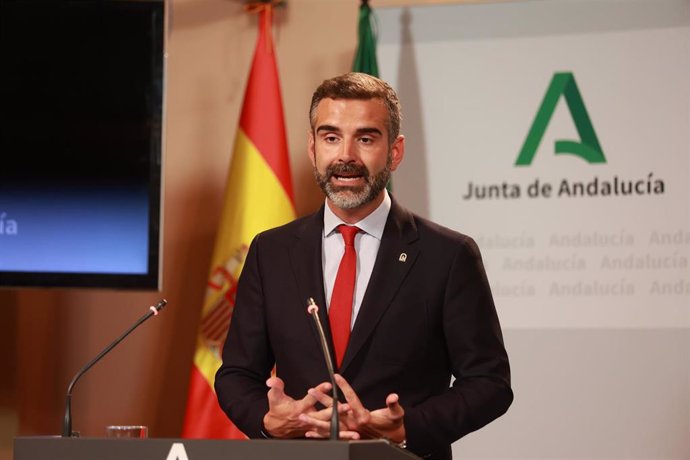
[62, 299, 167, 437]
[307, 298, 340, 441]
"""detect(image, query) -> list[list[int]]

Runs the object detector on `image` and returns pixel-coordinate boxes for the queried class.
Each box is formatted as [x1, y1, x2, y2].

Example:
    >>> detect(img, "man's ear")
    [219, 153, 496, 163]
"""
[307, 130, 316, 167]
[389, 135, 405, 171]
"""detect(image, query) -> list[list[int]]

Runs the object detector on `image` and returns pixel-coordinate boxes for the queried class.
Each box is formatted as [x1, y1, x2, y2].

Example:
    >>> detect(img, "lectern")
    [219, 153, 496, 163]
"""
[14, 437, 421, 460]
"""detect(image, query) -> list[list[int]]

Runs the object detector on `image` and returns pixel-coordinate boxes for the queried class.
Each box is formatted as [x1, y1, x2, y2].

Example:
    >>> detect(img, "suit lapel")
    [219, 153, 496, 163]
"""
[340, 199, 419, 372]
[288, 207, 335, 357]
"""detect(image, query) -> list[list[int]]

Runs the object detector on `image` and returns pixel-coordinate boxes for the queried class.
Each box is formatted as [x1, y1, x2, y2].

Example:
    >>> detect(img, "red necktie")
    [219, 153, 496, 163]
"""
[329, 225, 360, 368]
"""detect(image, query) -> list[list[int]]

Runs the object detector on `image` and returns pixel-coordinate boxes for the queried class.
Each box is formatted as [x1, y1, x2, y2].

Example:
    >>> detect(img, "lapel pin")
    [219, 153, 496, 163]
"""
[398, 253, 407, 262]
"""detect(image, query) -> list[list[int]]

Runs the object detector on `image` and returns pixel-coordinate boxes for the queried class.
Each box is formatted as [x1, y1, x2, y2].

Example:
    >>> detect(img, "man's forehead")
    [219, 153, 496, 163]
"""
[314, 97, 388, 121]
[317, 96, 385, 107]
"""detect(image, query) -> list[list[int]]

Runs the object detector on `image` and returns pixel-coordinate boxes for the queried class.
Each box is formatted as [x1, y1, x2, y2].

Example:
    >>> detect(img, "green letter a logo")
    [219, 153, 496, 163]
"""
[516, 72, 606, 166]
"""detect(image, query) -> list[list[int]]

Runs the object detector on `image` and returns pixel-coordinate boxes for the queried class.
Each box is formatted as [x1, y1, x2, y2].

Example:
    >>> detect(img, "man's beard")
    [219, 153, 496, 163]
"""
[313, 155, 392, 210]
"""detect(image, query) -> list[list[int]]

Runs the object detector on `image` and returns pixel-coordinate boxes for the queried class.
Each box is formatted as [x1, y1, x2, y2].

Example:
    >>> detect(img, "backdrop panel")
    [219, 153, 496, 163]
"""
[378, 1, 689, 457]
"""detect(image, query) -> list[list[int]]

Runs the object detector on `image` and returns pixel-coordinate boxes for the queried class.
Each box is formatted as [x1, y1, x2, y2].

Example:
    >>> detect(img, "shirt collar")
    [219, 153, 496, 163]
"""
[323, 190, 391, 240]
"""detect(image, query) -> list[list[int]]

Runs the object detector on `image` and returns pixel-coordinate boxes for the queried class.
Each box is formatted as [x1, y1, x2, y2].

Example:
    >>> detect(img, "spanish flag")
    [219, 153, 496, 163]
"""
[181, 5, 295, 438]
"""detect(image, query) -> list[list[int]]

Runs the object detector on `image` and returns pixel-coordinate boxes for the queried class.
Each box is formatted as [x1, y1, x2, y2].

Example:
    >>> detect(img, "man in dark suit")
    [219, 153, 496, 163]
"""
[215, 73, 512, 460]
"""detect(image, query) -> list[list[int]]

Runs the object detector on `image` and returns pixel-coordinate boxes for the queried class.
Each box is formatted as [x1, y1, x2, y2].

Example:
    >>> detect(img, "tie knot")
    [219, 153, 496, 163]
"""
[338, 225, 360, 247]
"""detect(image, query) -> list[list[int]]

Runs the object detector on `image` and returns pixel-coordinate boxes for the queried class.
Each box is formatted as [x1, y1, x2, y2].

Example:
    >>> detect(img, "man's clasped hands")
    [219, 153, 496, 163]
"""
[262, 373, 406, 443]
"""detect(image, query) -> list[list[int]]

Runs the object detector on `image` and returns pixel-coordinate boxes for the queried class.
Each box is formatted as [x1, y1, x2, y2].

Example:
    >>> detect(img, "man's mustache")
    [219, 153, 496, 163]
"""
[326, 163, 370, 179]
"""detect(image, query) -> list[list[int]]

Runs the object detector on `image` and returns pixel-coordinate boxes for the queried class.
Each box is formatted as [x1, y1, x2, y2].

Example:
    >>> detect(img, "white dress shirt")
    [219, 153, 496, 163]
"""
[322, 191, 392, 330]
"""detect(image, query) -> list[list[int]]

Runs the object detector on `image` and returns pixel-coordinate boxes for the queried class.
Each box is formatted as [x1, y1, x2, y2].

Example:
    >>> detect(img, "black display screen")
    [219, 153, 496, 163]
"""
[0, 0, 164, 289]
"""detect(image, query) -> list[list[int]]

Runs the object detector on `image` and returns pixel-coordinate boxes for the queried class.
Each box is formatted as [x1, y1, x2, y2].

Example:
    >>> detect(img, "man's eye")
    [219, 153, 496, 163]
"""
[360, 137, 373, 144]
[324, 135, 339, 143]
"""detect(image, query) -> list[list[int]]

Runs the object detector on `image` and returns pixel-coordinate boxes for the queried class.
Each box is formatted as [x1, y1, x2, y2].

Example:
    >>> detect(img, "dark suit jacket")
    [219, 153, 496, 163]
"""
[215, 199, 512, 460]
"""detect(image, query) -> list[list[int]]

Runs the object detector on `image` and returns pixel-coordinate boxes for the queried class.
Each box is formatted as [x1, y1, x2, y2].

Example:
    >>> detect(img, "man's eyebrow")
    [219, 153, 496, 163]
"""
[355, 127, 383, 136]
[316, 125, 340, 134]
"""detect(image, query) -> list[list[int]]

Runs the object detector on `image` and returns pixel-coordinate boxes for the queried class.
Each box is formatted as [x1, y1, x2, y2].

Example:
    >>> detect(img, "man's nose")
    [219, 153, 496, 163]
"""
[338, 138, 358, 162]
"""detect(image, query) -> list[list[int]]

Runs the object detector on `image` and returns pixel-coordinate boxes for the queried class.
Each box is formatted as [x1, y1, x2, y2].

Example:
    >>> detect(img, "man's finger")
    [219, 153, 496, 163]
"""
[338, 403, 351, 414]
[307, 387, 335, 408]
[338, 430, 361, 440]
[305, 430, 361, 440]
[306, 406, 335, 422]
[266, 377, 287, 406]
[266, 376, 285, 391]
[302, 402, 353, 425]
[334, 374, 364, 411]
[385, 393, 405, 419]
[298, 412, 331, 430]
[334, 374, 370, 425]
[294, 389, 321, 412]
[313, 381, 333, 394]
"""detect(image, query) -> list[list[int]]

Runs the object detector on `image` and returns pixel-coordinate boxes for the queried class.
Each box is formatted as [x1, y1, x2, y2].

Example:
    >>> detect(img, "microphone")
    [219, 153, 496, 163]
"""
[62, 299, 167, 437]
[306, 297, 339, 440]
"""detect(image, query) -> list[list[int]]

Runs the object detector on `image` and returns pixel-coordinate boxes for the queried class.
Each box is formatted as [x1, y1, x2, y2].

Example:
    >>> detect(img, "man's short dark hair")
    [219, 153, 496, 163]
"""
[309, 72, 402, 143]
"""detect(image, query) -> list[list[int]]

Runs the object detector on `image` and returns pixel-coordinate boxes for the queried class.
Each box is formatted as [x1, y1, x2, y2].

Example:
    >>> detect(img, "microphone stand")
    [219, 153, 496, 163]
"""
[306, 298, 339, 440]
[62, 299, 167, 437]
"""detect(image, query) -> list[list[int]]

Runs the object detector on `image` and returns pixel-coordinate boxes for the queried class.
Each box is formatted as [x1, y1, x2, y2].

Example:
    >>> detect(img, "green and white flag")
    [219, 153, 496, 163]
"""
[352, 0, 379, 77]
